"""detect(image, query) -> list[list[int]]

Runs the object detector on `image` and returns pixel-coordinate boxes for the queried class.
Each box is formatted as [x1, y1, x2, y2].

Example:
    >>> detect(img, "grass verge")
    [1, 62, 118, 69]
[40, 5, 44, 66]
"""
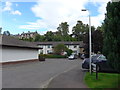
[84, 72, 120, 89]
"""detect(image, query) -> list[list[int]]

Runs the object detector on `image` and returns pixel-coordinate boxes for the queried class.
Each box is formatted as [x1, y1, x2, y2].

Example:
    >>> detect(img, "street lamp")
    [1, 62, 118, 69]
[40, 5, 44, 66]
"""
[81, 9, 92, 74]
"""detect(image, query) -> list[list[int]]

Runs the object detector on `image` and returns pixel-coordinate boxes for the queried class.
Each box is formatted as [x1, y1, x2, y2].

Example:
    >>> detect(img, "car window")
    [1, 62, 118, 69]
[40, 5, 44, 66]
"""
[98, 55, 106, 60]
[92, 56, 99, 60]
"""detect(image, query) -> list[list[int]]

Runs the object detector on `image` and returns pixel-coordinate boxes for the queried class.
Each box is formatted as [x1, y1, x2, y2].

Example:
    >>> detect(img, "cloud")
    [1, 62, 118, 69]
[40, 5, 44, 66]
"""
[2, 1, 22, 15]
[15, 4, 18, 7]
[11, 10, 22, 15]
[2, 1, 12, 11]
[20, 0, 110, 34]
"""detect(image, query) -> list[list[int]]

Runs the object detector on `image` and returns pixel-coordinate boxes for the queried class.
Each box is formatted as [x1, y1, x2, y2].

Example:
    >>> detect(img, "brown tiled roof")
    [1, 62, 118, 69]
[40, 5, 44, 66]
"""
[0, 35, 41, 49]
[34, 41, 84, 47]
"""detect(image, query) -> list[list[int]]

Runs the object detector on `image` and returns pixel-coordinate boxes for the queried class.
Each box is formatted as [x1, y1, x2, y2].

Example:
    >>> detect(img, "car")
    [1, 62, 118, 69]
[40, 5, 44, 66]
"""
[81, 54, 85, 59]
[68, 54, 77, 60]
[82, 54, 100, 69]
[82, 54, 118, 73]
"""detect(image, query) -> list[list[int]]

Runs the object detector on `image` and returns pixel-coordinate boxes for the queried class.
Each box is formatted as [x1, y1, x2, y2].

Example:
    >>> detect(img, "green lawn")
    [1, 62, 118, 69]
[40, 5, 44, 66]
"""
[84, 72, 120, 89]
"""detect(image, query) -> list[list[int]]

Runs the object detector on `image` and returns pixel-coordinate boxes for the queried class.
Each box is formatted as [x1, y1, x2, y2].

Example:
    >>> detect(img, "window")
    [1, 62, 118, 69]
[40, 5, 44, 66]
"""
[47, 50, 52, 54]
[98, 55, 106, 60]
[48, 45, 51, 48]
[47, 50, 50, 54]
[74, 45, 77, 48]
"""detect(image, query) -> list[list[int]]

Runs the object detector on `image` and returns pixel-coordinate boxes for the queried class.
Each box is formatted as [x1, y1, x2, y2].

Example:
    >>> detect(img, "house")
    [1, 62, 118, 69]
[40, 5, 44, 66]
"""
[20, 31, 38, 39]
[13, 31, 38, 39]
[0, 35, 41, 63]
[35, 41, 84, 55]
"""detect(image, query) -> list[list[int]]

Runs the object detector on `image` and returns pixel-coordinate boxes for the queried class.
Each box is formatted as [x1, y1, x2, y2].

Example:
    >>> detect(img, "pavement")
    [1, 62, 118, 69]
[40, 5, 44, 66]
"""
[2, 58, 83, 88]
[47, 65, 88, 88]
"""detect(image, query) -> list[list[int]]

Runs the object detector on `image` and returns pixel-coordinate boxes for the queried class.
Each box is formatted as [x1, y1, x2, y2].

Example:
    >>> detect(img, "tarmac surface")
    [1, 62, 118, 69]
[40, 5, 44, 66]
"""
[47, 65, 88, 88]
[2, 58, 86, 88]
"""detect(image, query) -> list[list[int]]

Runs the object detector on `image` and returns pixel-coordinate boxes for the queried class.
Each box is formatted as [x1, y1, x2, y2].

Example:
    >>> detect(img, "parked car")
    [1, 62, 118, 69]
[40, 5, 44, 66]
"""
[68, 54, 77, 60]
[81, 54, 85, 59]
[82, 54, 100, 69]
[82, 54, 118, 73]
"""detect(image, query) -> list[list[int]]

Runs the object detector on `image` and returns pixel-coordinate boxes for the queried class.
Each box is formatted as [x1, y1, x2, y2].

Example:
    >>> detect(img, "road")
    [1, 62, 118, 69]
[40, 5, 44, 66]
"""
[2, 59, 82, 88]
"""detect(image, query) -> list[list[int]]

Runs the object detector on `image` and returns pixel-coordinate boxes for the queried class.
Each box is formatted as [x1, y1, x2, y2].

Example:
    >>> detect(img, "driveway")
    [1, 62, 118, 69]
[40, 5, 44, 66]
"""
[2, 59, 82, 88]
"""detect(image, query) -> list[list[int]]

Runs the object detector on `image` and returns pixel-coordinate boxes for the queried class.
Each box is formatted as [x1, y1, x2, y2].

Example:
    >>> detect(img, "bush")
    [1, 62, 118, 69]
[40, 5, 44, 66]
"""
[53, 44, 68, 55]
[66, 49, 73, 56]
[39, 54, 67, 58]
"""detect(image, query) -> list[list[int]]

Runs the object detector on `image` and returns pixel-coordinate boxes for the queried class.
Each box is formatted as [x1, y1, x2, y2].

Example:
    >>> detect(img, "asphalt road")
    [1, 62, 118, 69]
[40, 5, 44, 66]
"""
[2, 58, 82, 88]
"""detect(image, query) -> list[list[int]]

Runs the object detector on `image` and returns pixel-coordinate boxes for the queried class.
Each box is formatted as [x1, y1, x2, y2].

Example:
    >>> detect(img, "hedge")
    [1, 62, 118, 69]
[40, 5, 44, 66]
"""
[39, 54, 67, 58]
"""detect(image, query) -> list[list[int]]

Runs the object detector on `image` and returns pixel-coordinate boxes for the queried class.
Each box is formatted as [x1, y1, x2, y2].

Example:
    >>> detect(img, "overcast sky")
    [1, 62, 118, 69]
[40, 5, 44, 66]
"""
[0, 0, 111, 35]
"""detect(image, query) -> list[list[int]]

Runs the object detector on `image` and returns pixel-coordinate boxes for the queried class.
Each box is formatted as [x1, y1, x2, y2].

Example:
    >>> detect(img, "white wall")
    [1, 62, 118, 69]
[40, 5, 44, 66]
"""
[1, 46, 39, 63]
[38, 45, 52, 54]
[38, 44, 80, 55]
[68, 45, 80, 55]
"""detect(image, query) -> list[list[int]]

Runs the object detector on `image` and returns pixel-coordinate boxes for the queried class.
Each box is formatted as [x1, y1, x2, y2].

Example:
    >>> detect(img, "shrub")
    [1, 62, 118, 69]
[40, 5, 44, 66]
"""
[66, 49, 73, 56]
[39, 54, 67, 58]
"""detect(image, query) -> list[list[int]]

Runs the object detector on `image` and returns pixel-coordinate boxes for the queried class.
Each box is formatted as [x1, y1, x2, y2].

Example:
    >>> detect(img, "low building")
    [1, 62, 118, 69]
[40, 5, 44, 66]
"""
[35, 41, 84, 55]
[0, 35, 41, 63]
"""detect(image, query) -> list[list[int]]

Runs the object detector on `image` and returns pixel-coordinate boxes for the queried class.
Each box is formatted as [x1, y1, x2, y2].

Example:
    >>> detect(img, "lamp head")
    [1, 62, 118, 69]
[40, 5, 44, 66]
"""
[81, 9, 87, 11]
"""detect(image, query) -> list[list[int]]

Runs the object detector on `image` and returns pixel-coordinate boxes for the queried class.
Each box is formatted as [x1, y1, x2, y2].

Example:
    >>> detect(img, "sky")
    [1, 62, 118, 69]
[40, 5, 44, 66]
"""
[0, 0, 111, 35]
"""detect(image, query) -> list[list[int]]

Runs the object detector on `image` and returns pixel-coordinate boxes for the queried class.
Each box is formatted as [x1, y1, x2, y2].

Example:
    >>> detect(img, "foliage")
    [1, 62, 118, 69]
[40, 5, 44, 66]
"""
[83, 29, 103, 56]
[3, 31, 10, 36]
[103, 1, 120, 72]
[53, 44, 68, 55]
[39, 54, 67, 58]
[20, 37, 34, 42]
[44, 31, 54, 41]
[0, 27, 2, 34]
[19, 20, 97, 42]
[66, 49, 73, 56]
[92, 30, 103, 53]
[72, 21, 85, 41]
[72, 21, 95, 41]
[57, 22, 69, 36]
[84, 72, 120, 88]
[34, 34, 45, 42]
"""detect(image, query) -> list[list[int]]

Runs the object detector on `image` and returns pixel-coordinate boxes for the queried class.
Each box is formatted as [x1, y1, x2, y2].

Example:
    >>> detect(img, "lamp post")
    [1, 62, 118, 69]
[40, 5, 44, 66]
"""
[81, 9, 92, 74]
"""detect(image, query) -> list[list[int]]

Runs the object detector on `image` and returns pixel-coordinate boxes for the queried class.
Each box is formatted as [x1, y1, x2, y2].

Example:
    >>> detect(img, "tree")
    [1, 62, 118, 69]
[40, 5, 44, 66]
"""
[3, 31, 10, 36]
[34, 34, 45, 42]
[66, 49, 73, 56]
[0, 27, 2, 34]
[72, 21, 85, 41]
[83, 32, 89, 58]
[103, 1, 120, 72]
[57, 22, 69, 36]
[44, 31, 54, 41]
[53, 44, 68, 55]
[92, 30, 103, 53]
[72, 21, 95, 41]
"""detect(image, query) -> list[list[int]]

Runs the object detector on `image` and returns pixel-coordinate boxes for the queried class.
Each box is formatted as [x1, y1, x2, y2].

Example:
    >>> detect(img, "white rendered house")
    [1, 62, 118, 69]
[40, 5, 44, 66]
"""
[35, 41, 84, 55]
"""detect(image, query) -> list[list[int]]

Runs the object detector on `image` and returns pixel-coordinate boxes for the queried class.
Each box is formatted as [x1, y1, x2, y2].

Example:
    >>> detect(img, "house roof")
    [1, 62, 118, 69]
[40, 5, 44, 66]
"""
[34, 41, 84, 47]
[21, 31, 38, 35]
[0, 35, 41, 49]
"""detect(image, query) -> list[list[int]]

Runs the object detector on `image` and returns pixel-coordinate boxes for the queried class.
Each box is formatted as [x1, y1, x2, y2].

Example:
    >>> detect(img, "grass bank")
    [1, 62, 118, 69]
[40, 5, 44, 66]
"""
[84, 72, 120, 89]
